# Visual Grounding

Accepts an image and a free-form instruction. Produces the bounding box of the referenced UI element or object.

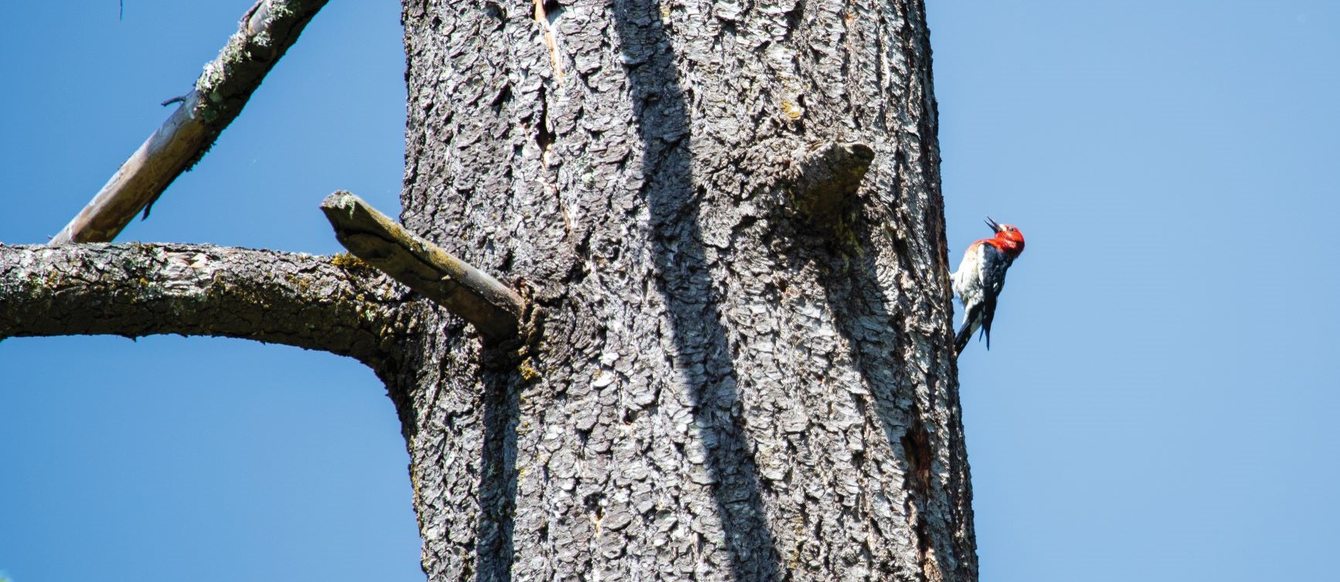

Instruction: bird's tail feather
[954,319,975,356]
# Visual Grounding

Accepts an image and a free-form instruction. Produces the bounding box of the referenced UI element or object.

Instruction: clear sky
[0,1,419,581]
[934,1,1340,580]
[1,1,1336,581]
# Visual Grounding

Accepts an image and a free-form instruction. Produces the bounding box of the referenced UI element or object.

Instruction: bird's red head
[984,217,1025,257]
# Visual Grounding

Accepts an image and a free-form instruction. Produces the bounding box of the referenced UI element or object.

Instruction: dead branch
[0,243,407,367]
[49,0,330,244]
[320,191,525,341]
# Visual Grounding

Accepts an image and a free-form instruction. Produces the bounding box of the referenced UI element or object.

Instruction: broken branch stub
[320,191,525,341]
[786,141,876,224]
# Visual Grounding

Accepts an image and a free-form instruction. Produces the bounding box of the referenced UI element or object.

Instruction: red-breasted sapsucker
[952,217,1025,355]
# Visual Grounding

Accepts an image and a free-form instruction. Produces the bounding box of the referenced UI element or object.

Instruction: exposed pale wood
[320,191,525,341]
[49,95,210,244]
[49,0,330,245]
[533,0,565,85]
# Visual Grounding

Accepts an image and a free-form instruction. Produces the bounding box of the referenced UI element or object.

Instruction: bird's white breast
[952,243,985,313]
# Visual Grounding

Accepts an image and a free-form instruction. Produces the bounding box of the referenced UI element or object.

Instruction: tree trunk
[394,0,975,579]
[0,0,973,578]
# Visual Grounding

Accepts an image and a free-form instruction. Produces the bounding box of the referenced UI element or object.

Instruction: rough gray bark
[1,0,975,579]
[397,0,974,579]
[0,244,408,368]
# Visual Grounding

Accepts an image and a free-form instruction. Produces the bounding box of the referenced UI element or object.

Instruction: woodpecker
[952,217,1025,355]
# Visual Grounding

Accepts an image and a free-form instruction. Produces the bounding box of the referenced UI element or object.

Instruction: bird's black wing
[977,247,1014,349]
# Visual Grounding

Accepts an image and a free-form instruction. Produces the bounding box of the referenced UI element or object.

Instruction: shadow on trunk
[810,176,952,578]
[612,0,784,578]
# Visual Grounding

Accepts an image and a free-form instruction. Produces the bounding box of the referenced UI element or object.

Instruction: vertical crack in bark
[535,85,555,157]
[612,1,783,579]
[533,0,566,84]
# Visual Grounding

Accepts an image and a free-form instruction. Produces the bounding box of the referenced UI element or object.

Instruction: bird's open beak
[985,217,1001,232]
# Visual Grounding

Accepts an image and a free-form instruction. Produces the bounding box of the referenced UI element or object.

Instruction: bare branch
[50,0,330,244]
[320,191,525,341]
[0,243,408,368]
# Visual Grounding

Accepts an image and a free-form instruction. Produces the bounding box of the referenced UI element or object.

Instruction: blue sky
[0,2,418,581]
[1,1,1337,581]
[934,1,1340,580]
